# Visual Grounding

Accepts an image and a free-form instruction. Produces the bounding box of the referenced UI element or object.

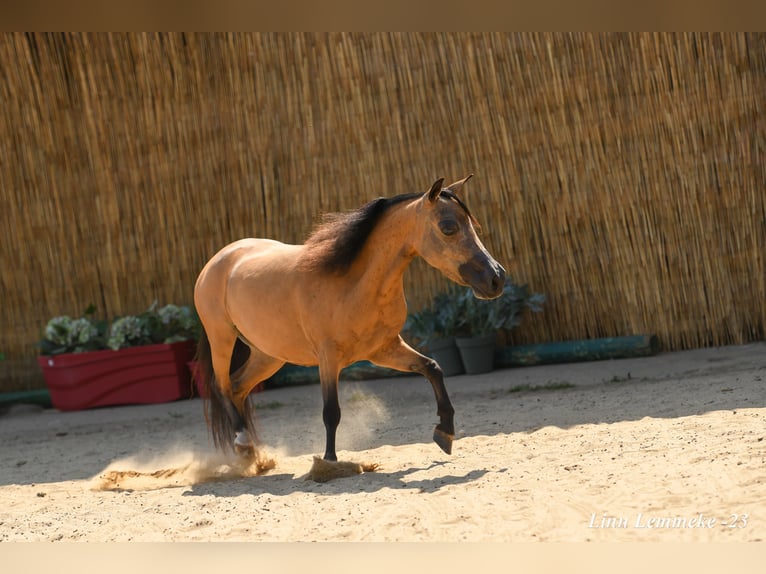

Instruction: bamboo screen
[1,33,764,391]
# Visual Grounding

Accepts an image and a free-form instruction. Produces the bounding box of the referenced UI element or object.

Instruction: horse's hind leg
[203,325,245,451]
[227,338,253,456]
[228,345,284,459]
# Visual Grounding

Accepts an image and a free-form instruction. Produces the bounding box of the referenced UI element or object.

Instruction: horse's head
[415,174,506,299]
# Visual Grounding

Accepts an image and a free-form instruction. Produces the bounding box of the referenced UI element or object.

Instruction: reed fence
[1,32,764,390]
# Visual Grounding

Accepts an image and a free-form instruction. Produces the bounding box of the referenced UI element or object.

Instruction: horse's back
[198,237,297,279]
[195,238,300,315]
[208,237,295,262]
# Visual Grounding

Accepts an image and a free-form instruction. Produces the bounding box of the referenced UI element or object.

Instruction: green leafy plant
[39,302,201,355]
[39,305,108,355]
[455,279,545,337]
[406,278,544,344]
[404,285,465,346]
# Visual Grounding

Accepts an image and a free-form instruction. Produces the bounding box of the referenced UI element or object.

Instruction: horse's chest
[352,312,399,339]
[324,297,404,353]
[297,280,407,359]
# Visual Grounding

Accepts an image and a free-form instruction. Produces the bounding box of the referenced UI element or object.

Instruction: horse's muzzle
[459,256,506,300]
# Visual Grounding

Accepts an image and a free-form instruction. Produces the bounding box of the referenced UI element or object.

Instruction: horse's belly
[239,322,317,366]
[226,262,318,364]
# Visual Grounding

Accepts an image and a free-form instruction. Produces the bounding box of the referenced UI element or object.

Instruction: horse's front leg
[371,337,455,455]
[319,349,342,461]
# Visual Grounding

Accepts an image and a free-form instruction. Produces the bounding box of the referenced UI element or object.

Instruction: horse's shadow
[182,460,492,498]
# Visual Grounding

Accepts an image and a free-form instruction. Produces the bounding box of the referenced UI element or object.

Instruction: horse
[193,174,506,470]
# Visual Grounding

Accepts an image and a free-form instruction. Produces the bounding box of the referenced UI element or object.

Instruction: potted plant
[454,279,545,374]
[405,290,465,376]
[38,302,201,411]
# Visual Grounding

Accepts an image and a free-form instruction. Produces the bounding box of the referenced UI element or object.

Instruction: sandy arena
[1,343,764,542]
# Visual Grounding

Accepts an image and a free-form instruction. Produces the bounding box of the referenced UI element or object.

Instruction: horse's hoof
[234,442,256,461]
[433,428,454,455]
[233,431,255,460]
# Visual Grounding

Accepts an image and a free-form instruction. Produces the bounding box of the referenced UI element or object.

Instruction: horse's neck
[350,203,418,300]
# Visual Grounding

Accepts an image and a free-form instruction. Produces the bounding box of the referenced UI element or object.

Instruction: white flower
[45,316,74,345]
[69,318,98,346]
[107,316,147,350]
[158,304,196,333]
[157,304,183,325]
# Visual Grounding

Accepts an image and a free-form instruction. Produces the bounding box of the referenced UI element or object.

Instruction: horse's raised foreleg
[371,337,455,455]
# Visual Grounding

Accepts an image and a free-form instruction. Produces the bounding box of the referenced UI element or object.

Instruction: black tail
[196,329,255,452]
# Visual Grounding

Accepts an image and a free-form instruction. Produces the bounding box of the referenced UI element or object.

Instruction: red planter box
[38,340,197,411]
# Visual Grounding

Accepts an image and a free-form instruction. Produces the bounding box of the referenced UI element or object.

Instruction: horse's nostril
[491,273,503,292]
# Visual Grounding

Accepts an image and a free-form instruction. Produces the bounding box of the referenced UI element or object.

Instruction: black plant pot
[427,337,465,376]
[455,334,496,374]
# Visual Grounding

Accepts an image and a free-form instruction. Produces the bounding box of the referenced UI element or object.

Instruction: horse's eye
[439,221,458,236]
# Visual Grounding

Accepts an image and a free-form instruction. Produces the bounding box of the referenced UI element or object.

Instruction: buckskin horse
[194,175,506,471]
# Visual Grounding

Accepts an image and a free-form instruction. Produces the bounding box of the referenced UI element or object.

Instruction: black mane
[305,190,473,275]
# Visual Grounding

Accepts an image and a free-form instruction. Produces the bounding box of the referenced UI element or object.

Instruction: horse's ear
[445,173,474,196]
[427,177,445,203]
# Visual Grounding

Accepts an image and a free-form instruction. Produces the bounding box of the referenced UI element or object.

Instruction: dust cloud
[90,446,277,491]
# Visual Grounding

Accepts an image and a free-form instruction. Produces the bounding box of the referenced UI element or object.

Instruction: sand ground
[1,342,764,542]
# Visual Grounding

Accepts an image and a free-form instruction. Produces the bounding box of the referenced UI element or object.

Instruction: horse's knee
[413,357,443,380]
[425,358,443,378]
